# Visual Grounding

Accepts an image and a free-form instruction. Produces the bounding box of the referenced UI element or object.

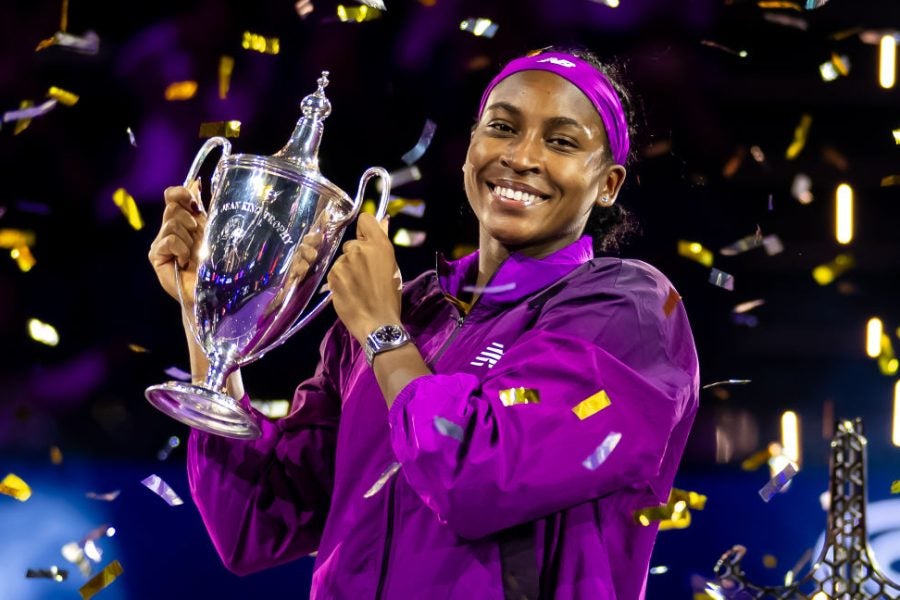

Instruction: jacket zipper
[429,314,465,367]
[374,477,397,600]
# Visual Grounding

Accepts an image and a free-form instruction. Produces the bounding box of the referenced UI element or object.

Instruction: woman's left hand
[327,212,402,344]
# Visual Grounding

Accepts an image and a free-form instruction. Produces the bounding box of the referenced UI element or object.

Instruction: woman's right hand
[148,182,206,307]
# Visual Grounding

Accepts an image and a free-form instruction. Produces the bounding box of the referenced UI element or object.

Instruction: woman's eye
[549,137,577,148]
[487,122,514,133]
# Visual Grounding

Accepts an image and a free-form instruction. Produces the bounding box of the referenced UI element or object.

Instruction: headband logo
[537,57,576,68]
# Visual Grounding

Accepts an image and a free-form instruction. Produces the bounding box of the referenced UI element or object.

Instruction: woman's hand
[148,182,206,309]
[327,213,402,344]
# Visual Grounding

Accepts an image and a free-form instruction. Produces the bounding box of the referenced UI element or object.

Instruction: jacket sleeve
[186,322,347,575]
[387,270,699,540]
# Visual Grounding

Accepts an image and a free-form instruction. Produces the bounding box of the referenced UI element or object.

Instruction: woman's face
[463,70,625,256]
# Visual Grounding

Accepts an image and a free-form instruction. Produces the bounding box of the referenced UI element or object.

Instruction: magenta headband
[477,52,630,165]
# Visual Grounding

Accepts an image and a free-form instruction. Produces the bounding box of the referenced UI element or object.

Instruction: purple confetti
[141,474,184,506]
[164,366,192,381]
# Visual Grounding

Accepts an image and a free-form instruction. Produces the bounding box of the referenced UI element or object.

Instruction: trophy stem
[204,344,240,393]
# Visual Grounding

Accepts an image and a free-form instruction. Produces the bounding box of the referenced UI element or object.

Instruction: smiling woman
[151,46,700,600]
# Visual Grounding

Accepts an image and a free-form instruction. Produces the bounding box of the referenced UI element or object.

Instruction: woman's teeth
[492,185,544,205]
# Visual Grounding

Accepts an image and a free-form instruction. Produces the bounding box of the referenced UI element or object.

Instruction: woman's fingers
[152,235,192,269]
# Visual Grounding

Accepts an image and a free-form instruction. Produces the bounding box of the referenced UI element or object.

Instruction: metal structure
[712,419,900,599]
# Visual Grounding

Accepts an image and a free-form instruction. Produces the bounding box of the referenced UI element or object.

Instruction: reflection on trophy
[145,72,391,439]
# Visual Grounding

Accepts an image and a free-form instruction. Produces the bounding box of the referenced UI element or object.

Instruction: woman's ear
[596,164,627,207]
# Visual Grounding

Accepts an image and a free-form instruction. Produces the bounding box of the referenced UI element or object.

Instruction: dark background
[1,0,899,597]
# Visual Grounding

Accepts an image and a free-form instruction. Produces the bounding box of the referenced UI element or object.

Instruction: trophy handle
[236,166,392,366]
[175,136,233,347]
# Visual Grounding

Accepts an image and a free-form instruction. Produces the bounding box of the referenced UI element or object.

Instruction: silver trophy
[145,72,391,439]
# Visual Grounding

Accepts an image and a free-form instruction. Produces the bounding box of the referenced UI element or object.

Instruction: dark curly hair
[527,45,640,253]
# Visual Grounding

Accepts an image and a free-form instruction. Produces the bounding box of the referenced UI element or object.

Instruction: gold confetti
[763,554,778,568]
[891,480,900,494]
[635,488,706,529]
[722,147,746,178]
[47,86,79,106]
[663,288,681,317]
[50,446,63,465]
[219,55,234,100]
[0,473,32,501]
[677,240,714,267]
[882,175,900,187]
[337,5,382,22]
[572,390,611,420]
[112,188,143,230]
[198,120,241,138]
[241,31,280,54]
[452,244,476,259]
[79,560,123,600]
[392,228,426,247]
[128,343,149,353]
[0,229,36,248]
[460,18,499,38]
[499,387,540,407]
[785,114,812,159]
[164,81,198,101]
[10,245,36,272]
[13,100,34,134]
[60,0,69,32]
[28,318,59,346]
[742,443,781,471]
[35,30,100,54]
[892,128,900,145]
[811,253,854,285]
[757,1,802,10]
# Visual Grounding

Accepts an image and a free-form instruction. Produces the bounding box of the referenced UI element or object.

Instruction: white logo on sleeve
[537,57,576,68]
[470,342,505,368]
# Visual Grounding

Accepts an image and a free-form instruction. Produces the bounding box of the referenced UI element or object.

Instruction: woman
[149,47,699,599]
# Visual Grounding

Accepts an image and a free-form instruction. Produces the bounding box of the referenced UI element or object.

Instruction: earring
[600,195,612,206]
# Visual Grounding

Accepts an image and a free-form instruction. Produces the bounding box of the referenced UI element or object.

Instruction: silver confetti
[759,463,798,502]
[461,282,517,295]
[434,416,464,441]
[401,119,437,165]
[377,165,421,192]
[702,379,751,390]
[363,462,401,498]
[164,366,192,381]
[709,268,735,291]
[2,99,58,124]
[582,432,622,470]
[141,474,184,506]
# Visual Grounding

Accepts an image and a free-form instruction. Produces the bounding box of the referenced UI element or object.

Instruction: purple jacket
[187,235,699,599]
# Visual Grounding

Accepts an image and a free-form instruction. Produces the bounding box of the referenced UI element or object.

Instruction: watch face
[374,325,403,343]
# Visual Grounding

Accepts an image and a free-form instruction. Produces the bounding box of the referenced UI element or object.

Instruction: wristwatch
[364,324,411,366]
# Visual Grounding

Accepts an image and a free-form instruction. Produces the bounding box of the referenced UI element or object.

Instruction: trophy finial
[300,70,332,121]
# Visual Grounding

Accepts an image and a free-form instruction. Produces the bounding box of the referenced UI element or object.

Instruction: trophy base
[145,381,262,440]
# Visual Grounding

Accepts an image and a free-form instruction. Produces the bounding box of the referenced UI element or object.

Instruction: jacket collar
[436,235,594,314]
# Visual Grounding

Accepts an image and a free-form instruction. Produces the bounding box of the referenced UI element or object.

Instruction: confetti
[572,390,612,420]
[337,5,382,22]
[742,443,781,471]
[126,127,137,147]
[881,175,900,187]
[35,30,100,54]
[763,554,778,568]
[702,379,751,390]
[0,228,36,246]
[757,1,802,9]
[819,54,850,81]
[0,473,32,501]
[719,234,761,256]
[164,366,192,381]
[763,13,808,29]
[663,288,681,317]
[582,432,622,470]
[219,56,234,100]
[61,541,92,577]
[811,253,853,285]
[28,318,59,346]
[750,145,766,163]
[634,487,706,529]
[16,200,51,215]
[731,313,758,327]
[393,228,426,247]
[498,387,540,407]
[164,81,198,101]
[733,299,765,314]
[761,234,784,255]
[86,490,121,501]
[47,86,79,106]
[79,560,123,600]
[357,0,386,11]
[709,268,735,291]
[140,474,184,506]
[759,463,798,502]
[2,99,58,124]
[198,120,241,138]
[588,0,621,6]
[462,282,517,295]
[112,188,143,230]
[295,0,315,18]
[700,40,748,58]
[785,114,812,159]
[434,416,464,441]
[452,244,476,259]
[363,197,425,218]
[460,18,499,38]
[819,490,831,511]
[26,566,67,581]
[804,0,829,8]
[50,446,63,465]
[363,462,401,499]
[649,566,669,575]
[722,147,746,178]
[156,435,181,460]
[241,31,280,54]
[401,119,437,165]
[791,173,813,204]
[378,165,421,191]
[128,343,149,353]
[891,481,900,494]
[677,241,714,267]
[10,245,36,272]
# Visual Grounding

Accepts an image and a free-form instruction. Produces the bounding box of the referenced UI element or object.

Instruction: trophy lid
[272,71,332,173]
